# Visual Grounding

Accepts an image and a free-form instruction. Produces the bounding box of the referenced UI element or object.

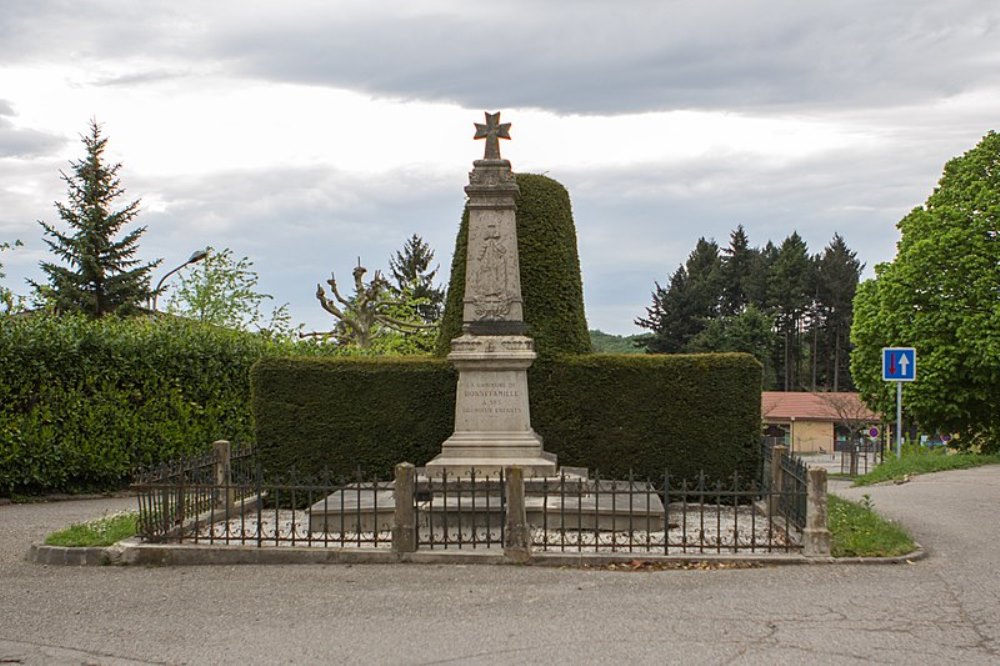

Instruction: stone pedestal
[424,334,556,477]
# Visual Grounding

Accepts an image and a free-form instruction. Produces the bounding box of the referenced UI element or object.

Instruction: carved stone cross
[473,111,511,160]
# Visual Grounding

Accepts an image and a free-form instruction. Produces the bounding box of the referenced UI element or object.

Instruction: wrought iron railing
[133,444,812,554]
[132,448,393,547]
[528,470,802,554]
[415,469,506,549]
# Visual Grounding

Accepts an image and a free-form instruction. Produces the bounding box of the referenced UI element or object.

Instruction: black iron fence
[132,441,817,556]
[415,470,506,549]
[132,444,393,548]
[525,469,801,554]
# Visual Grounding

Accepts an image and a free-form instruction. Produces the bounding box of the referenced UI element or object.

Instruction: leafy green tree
[388,234,444,323]
[686,305,778,386]
[165,246,294,336]
[32,120,159,317]
[0,239,25,314]
[851,130,1000,452]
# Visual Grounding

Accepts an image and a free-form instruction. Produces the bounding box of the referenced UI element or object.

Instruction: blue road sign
[882,347,916,381]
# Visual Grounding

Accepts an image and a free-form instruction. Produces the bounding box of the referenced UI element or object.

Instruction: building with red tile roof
[762,391,880,454]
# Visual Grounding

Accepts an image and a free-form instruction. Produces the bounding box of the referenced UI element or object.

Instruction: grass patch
[44,512,138,547]
[854,447,1000,486]
[828,494,915,558]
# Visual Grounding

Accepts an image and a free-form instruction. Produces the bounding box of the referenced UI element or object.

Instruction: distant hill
[588,329,646,354]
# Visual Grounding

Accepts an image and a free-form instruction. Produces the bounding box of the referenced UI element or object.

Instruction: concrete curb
[26,543,117,566]
[26,539,927,568]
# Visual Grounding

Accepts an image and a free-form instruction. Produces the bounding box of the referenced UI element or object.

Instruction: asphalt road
[1,466,998,665]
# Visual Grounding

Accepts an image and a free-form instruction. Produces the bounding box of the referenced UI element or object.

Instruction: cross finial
[473,111,511,160]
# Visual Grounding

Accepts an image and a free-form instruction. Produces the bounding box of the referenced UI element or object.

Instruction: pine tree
[33,120,158,317]
[768,232,813,390]
[720,225,757,316]
[814,234,862,390]
[637,238,722,352]
[636,266,693,353]
[388,234,444,323]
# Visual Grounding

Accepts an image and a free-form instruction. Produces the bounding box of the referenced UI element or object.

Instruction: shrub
[251,352,762,482]
[0,314,331,496]
[436,173,591,358]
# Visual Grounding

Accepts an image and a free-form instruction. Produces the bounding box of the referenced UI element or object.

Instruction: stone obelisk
[425,112,557,478]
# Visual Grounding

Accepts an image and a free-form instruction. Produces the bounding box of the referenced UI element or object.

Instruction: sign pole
[896,381,902,459]
[883,347,915,460]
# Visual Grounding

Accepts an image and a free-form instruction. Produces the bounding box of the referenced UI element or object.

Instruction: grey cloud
[4,1,999,115]
[134,165,464,331]
[0,101,66,158]
[209,1,1000,114]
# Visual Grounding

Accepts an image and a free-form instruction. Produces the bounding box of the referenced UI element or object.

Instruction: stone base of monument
[307,471,665,536]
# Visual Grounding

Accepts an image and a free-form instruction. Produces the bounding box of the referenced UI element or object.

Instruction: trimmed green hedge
[251,352,762,481]
[0,314,327,496]
[436,173,591,358]
[251,357,456,479]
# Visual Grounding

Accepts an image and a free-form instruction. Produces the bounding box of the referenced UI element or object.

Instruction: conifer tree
[814,234,862,390]
[388,234,444,323]
[637,238,722,352]
[720,225,757,316]
[33,119,158,317]
[768,232,813,389]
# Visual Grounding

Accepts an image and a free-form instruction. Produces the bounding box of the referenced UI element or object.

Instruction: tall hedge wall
[251,357,456,479]
[252,352,762,482]
[435,173,591,357]
[0,314,323,496]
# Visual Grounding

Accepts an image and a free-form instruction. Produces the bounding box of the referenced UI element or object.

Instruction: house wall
[790,421,833,454]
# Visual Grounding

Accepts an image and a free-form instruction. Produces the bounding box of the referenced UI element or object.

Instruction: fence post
[503,467,532,562]
[392,462,417,555]
[768,445,787,516]
[803,467,832,557]
[213,440,233,509]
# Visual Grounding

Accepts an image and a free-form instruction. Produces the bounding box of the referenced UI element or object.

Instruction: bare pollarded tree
[302,261,435,349]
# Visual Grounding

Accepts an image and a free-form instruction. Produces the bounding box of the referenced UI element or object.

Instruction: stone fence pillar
[392,463,417,555]
[768,445,788,516]
[803,467,832,557]
[503,467,532,562]
[212,440,233,509]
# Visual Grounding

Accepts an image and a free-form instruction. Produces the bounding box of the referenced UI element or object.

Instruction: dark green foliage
[388,234,445,323]
[252,357,456,480]
[640,227,861,392]
[33,120,159,317]
[0,314,324,495]
[637,238,723,353]
[530,353,762,481]
[813,234,862,391]
[251,353,762,482]
[436,173,591,357]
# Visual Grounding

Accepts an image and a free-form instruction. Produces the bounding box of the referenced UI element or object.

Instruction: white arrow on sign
[898,354,910,377]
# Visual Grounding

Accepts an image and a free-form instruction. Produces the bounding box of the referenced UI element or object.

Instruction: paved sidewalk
[2,467,999,664]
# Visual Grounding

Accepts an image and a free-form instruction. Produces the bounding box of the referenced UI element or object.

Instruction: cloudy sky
[1,0,999,334]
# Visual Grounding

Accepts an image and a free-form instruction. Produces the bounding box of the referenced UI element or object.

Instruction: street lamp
[151,248,210,312]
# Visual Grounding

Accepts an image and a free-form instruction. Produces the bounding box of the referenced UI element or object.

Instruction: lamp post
[151,248,209,312]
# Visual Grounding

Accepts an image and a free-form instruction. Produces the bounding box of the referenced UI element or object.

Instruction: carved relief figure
[472,223,511,319]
